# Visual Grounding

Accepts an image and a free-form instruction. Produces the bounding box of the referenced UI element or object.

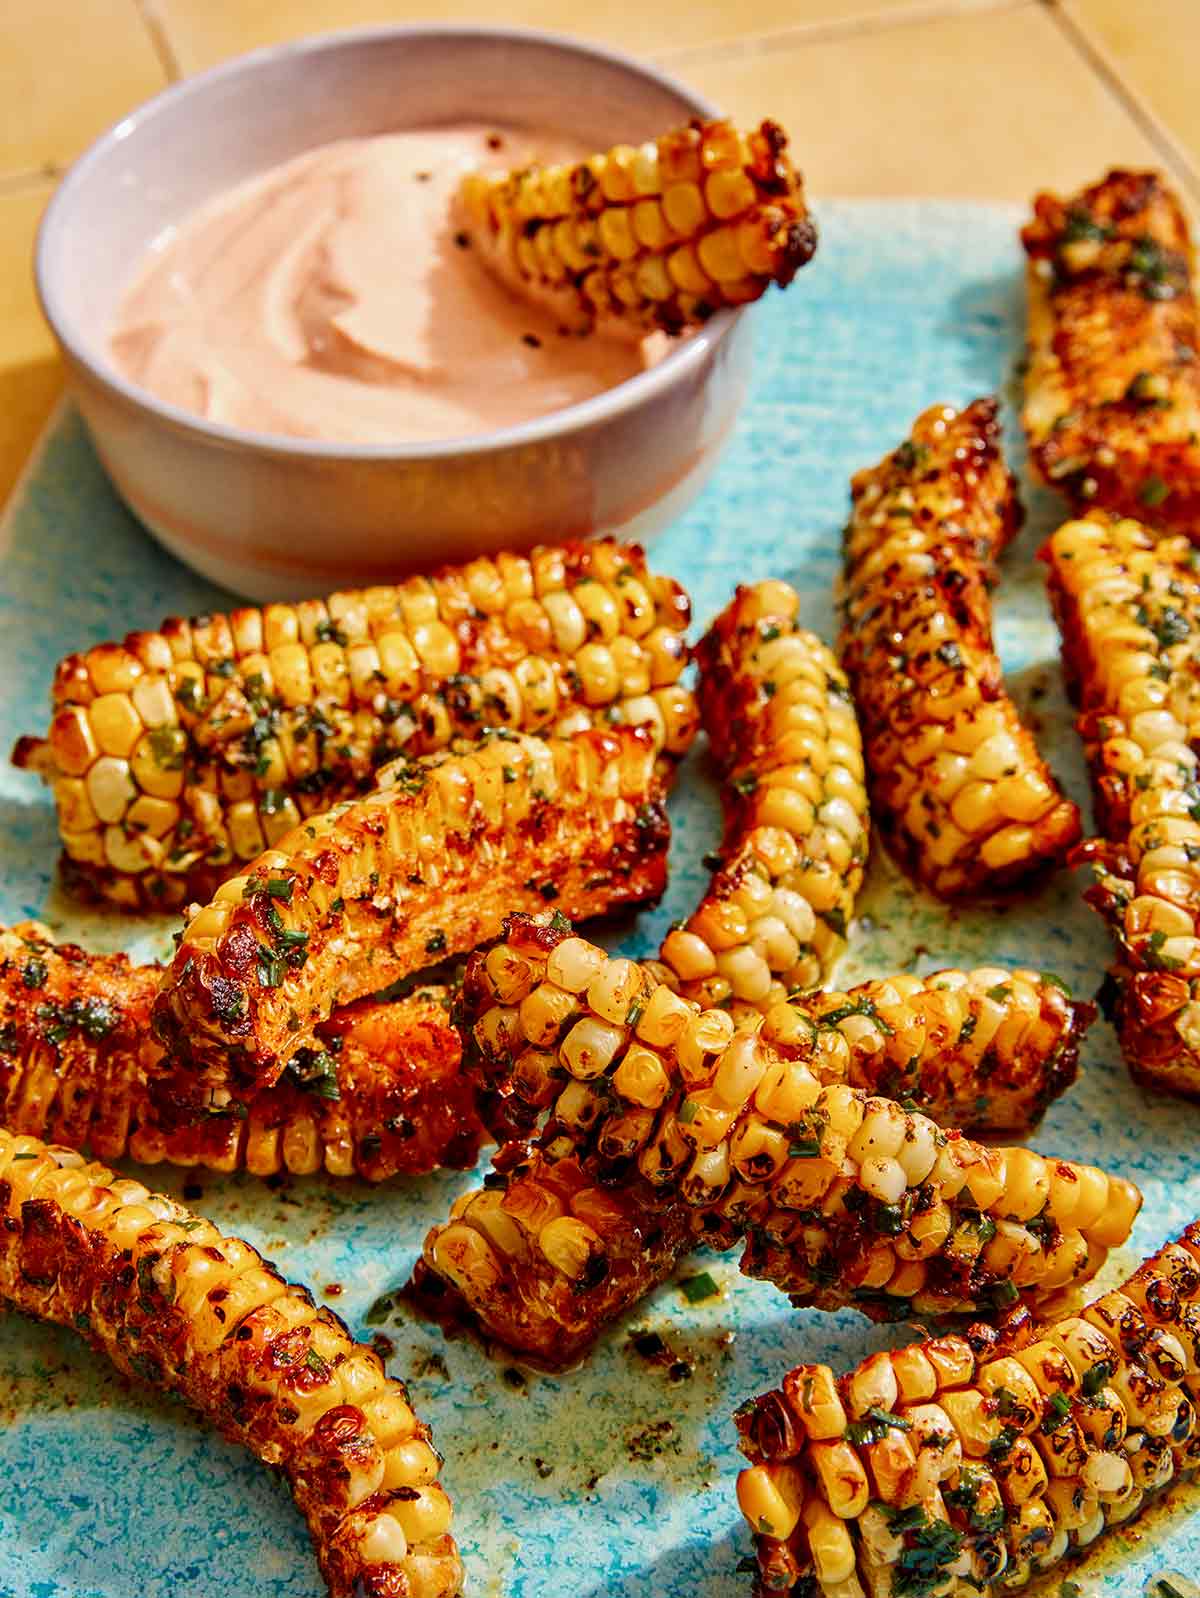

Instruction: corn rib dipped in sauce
[110,126,672,444]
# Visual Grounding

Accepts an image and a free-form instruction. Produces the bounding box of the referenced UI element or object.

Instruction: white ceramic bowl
[36,25,754,601]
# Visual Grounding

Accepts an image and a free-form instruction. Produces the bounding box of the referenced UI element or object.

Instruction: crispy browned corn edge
[458,118,817,339]
[12,539,696,909]
[651,580,868,1011]
[0,1131,462,1598]
[150,726,669,1111]
[840,398,1082,899]
[1022,168,1200,537]
[734,1224,1200,1598]
[411,913,1111,1369]
[0,925,484,1180]
[1042,510,1200,1099]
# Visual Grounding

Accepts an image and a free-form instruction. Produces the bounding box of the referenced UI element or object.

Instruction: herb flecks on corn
[0,1130,463,1598]
[735,1223,1200,1597]
[1023,168,1200,539]
[13,540,696,908]
[458,118,817,338]
[151,728,669,1108]
[1043,511,1200,1098]
[655,580,867,1012]
[0,925,484,1181]
[414,913,1122,1367]
[840,398,1081,898]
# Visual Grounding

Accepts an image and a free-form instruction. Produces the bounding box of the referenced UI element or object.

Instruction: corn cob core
[13,539,696,909]
[0,924,483,1181]
[457,118,817,338]
[151,727,670,1108]
[1042,511,1200,1098]
[734,1224,1200,1598]
[1022,168,1200,538]
[654,580,868,1011]
[415,913,1123,1366]
[0,1130,462,1598]
[839,398,1082,899]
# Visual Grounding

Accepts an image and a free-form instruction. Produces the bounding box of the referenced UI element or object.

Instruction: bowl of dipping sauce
[36,26,757,600]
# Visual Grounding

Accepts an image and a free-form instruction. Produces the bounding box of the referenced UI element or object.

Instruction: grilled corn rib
[653,580,868,1012]
[0,1130,462,1598]
[840,399,1081,898]
[1042,510,1200,1099]
[0,925,484,1180]
[12,539,696,909]
[151,727,669,1109]
[734,1224,1200,1598]
[1022,168,1200,537]
[413,913,1112,1368]
[458,118,817,338]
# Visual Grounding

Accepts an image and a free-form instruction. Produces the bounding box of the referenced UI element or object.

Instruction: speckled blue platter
[0,201,1195,1598]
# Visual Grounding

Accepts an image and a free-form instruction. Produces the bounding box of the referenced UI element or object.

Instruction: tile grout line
[0,170,61,197]
[1041,0,1200,202]
[132,0,184,84]
[651,0,1034,70]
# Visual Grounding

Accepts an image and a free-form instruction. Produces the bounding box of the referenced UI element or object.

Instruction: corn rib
[839,398,1081,898]
[458,118,817,339]
[0,1129,463,1598]
[413,913,1113,1368]
[0,924,484,1180]
[151,728,669,1108]
[653,580,868,1013]
[13,539,696,909]
[1042,510,1200,1098]
[1022,168,1200,537]
[735,1223,1200,1596]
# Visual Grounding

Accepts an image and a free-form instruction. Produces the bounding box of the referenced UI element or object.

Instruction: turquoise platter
[0,201,1195,1598]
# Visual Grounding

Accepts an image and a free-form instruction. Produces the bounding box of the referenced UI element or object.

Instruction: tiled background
[0,0,1194,504]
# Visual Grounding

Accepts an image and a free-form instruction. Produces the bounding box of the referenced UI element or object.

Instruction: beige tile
[685,4,1167,201]
[156,0,999,76]
[0,184,63,504]
[0,3,167,180]
[1065,0,1200,174]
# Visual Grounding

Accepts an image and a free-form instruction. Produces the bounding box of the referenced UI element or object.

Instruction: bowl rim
[35,20,741,463]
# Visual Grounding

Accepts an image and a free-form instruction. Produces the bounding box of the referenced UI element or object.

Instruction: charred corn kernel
[1022,169,1200,538]
[458,118,816,337]
[0,1130,462,1598]
[12,541,695,908]
[667,583,868,1007]
[152,729,669,1105]
[1043,510,1200,1099]
[0,924,484,1182]
[734,1224,1200,1597]
[415,914,1129,1365]
[839,398,1081,898]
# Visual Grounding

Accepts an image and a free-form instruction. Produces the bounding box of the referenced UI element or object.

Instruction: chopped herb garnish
[266,877,294,901]
[257,948,287,989]
[1140,474,1171,508]
[986,1423,1020,1461]
[1040,1391,1071,1432]
[1081,1359,1114,1397]
[20,958,47,990]
[285,1049,340,1102]
[680,1271,720,1304]
[845,1406,912,1446]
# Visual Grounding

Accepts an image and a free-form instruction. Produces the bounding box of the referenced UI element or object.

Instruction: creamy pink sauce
[110,125,663,445]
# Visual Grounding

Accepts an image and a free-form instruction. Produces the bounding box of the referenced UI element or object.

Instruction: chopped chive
[680,1271,720,1304]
